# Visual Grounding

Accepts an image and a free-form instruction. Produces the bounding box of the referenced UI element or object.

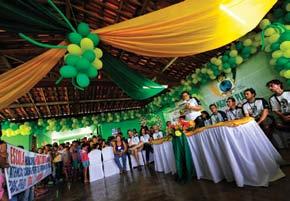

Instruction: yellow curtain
[95,0,276,57]
[0,0,276,110]
[0,43,66,110]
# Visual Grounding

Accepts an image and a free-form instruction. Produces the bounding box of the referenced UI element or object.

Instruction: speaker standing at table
[180,91,203,128]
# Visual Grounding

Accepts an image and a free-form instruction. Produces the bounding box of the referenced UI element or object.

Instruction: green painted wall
[100,119,140,139]
[1,135,31,150]
[37,133,52,148]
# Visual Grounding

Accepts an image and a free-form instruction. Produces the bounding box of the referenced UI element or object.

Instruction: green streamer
[72,78,84,91]
[47,0,76,33]
[19,33,67,49]
[55,76,64,85]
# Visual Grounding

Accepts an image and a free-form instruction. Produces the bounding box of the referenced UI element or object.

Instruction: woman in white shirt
[140,128,153,165]
[127,130,143,170]
[152,125,163,140]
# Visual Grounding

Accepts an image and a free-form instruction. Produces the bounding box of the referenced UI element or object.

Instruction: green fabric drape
[0,0,69,33]
[172,133,194,182]
[102,51,166,100]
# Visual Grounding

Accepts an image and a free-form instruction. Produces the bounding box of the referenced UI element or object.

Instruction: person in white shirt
[180,91,203,128]
[127,130,143,170]
[266,79,290,131]
[152,125,163,140]
[140,128,153,165]
[209,104,228,124]
[242,88,273,138]
[225,97,244,120]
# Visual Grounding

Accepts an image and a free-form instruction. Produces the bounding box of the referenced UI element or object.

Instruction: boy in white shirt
[127,130,143,170]
[266,79,290,130]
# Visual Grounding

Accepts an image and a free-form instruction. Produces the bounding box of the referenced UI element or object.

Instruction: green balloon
[60,65,78,78]
[10,123,18,131]
[87,33,100,46]
[285,62,290,70]
[76,58,90,71]
[276,57,288,66]
[83,50,96,62]
[228,57,236,65]
[222,55,229,62]
[285,13,290,23]
[241,47,251,56]
[76,73,90,88]
[279,31,290,42]
[68,32,82,45]
[235,42,244,51]
[87,66,98,78]
[271,42,281,51]
[77,23,90,37]
[65,54,79,66]
[223,63,231,69]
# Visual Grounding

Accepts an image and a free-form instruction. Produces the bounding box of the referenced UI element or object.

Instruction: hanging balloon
[67,44,82,55]
[76,58,90,71]
[92,59,103,70]
[65,54,80,66]
[80,38,94,50]
[87,67,98,78]
[77,23,90,37]
[83,50,96,62]
[60,65,78,78]
[68,32,82,45]
[76,73,90,88]
[94,48,103,58]
[87,33,100,46]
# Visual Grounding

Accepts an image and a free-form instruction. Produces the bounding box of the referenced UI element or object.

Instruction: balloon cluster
[1,122,32,137]
[58,23,103,89]
[139,114,163,129]
[0,109,143,137]
[260,20,290,84]
[269,0,290,24]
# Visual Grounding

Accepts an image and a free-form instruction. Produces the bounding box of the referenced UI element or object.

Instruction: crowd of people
[0,79,289,201]
[180,79,290,144]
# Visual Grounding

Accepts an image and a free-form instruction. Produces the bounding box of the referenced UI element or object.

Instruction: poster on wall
[5,144,51,199]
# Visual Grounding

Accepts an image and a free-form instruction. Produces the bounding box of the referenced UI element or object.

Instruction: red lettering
[27,176,33,186]
[10,147,25,165]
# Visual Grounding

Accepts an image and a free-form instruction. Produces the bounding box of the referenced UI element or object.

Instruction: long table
[152,118,285,187]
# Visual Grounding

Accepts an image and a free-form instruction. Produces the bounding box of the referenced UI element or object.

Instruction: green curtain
[172,133,194,182]
[103,51,166,100]
[0,0,69,33]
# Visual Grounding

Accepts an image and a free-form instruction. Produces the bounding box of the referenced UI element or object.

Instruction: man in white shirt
[242,88,273,138]
[266,79,290,130]
[225,97,244,120]
[209,104,228,124]
[180,91,203,128]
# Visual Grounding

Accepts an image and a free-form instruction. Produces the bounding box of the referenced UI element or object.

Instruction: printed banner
[5,144,51,199]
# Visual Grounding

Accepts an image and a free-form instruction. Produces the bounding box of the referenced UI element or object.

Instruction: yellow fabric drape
[95,0,276,57]
[0,43,66,110]
[0,0,276,109]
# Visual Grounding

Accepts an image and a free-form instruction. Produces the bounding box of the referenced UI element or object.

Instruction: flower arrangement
[167,118,196,137]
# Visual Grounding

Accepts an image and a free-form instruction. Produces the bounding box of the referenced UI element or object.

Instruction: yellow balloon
[252,41,261,48]
[284,70,290,79]
[80,38,94,50]
[92,59,103,70]
[272,50,283,59]
[250,47,257,54]
[210,57,218,64]
[283,50,290,58]
[215,59,222,66]
[243,39,252,46]
[67,44,82,55]
[229,50,238,57]
[235,56,243,65]
[268,33,280,44]
[259,19,271,30]
[280,70,286,77]
[94,48,103,58]
[264,28,276,37]
[280,41,290,51]
[286,3,290,12]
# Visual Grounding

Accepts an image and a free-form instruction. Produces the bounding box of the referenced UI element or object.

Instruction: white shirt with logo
[269,91,290,114]
[182,98,202,121]
[140,134,150,143]
[128,136,140,146]
[226,107,244,120]
[242,98,269,118]
[153,131,163,140]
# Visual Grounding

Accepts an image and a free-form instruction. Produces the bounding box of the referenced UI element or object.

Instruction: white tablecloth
[153,142,176,174]
[186,120,285,187]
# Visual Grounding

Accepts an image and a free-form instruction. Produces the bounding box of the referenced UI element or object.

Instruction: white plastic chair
[102,147,121,177]
[88,149,104,182]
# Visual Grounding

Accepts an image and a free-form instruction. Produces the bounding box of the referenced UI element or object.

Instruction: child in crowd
[81,144,90,183]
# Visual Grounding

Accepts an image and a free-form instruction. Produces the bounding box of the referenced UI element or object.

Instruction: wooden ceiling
[0,0,229,122]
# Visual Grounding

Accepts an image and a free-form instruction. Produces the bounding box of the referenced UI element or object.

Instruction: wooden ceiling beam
[27,92,42,118]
